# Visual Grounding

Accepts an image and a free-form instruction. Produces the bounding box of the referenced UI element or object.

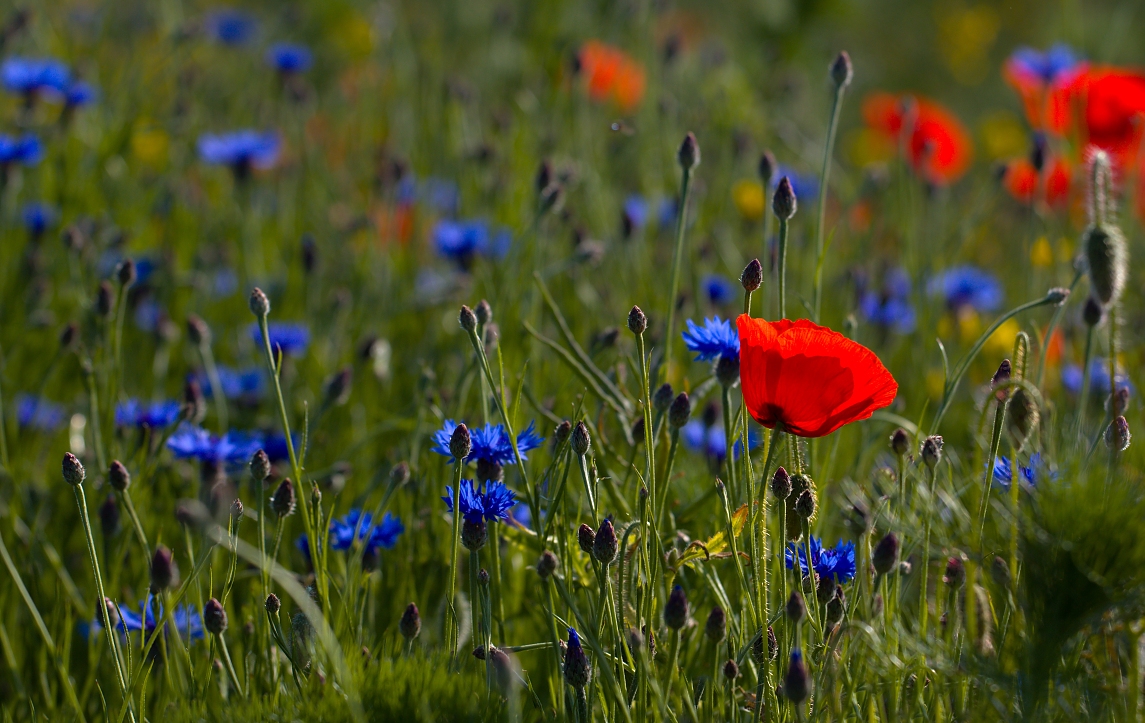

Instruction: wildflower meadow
[2,1,1145,721]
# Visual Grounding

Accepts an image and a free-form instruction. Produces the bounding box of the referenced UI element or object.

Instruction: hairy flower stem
[445,462,464,662]
[721,385,739,502]
[635,331,659,644]
[812,79,847,324]
[664,166,694,377]
[489,521,505,644]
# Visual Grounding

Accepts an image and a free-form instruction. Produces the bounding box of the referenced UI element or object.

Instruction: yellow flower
[927,369,946,400]
[1030,236,1053,268]
[732,179,765,222]
[937,4,1000,86]
[131,128,169,169]
[978,111,1028,161]
[957,308,982,342]
[984,318,1020,357]
[333,13,373,61]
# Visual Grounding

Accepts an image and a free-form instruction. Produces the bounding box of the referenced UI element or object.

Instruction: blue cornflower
[14,394,66,431]
[785,536,857,584]
[859,267,916,333]
[431,420,544,465]
[115,399,182,428]
[703,274,738,306]
[433,219,509,263]
[623,195,648,230]
[1061,359,1134,396]
[92,595,204,642]
[22,202,55,237]
[249,322,310,355]
[295,534,311,562]
[682,317,739,362]
[198,130,280,171]
[64,80,97,108]
[196,366,264,400]
[993,453,1053,489]
[260,432,299,463]
[681,420,759,461]
[329,510,404,552]
[266,43,312,74]
[0,134,42,165]
[1,57,69,96]
[442,479,518,524]
[205,8,257,45]
[927,265,1003,312]
[1009,44,1079,84]
[770,166,819,201]
[166,424,263,463]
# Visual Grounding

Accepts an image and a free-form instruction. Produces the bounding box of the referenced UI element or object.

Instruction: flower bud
[872,532,900,576]
[723,658,739,680]
[230,498,244,520]
[301,234,317,274]
[705,606,726,642]
[62,453,85,486]
[664,585,689,630]
[537,550,558,579]
[323,367,352,407]
[554,420,572,446]
[772,177,797,220]
[450,423,472,460]
[716,355,740,388]
[96,281,114,318]
[758,150,777,185]
[265,593,281,614]
[571,422,591,456]
[400,602,421,640]
[921,435,943,470]
[535,161,553,196]
[890,428,910,457]
[943,555,965,587]
[150,545,178,592]
[677,132,700,170]
[271,478,296,517]
[593,519,618,565]
[740,258,763,293]
[825,586,846,626]
[248,450,270,484]
[771,466,792,499]
[626,627,645,655]
[186,314,210,346]
[203,598,227,635]
[830,51,853,89]
[478,568,490,586]
[784,650,811,704]
[462,519,487,551]
[653,383,674,414]
[1083,296,1104,327]
[1008,388,1039,442]
[991,359,1011,400]
[627,305,647,335]
[116,258,137,288]
[564,628,591,688]
[991,555,1013,591]
[249,287,270,317]
[60,322,79,351]
[459,305,478,332]
[786,591,806,624]
[1105,415,1131,452]
[474,299,492,326]
[1045,287,1070,306]
[795,488,816,520]
[108,460,130,491]
[578,523,596,554]
[668,392,691,429]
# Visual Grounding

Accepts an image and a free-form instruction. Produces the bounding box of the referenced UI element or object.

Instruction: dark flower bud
[271,478,296,517]
[1108,386,1130,418]
[578,523,596,554]
[96,281,114,318]
[677,132,700,170]
[705,606,726,642]
[627,305,647,335]
[478,568,490,586]
[323,367,352,407]
[872,532,900,576]
[249,287,270,317]
[992,359,1011,400]
[249,450,271,483]
[537,550,558,579]
[723,659,739,680]
[787,591,806,624]
[758,150,777,185]
[653,383,674,414]
[554,420,572,446]
[1105,415,1131,452]
[771,466,792,499]
[186,314,210,346]
[450,423,472,460]
[830,51,853,89]
[572,422,591,456]
[150,545,178,592]
[1030,132,1047,172]
[668,392,691,429]
[825,586,846,626]
[539,184,563,214]
[716,355,740,388]
[400,602,421,640]
[116,258,137,288]
[390,461,410,487]
[459,305,477,332]
[921,435,943,470]
[816,574,836,606]
[62,453,85,486]
[1045,287,1070,306]
[301,234,317,274]
[474,299,492,326]
[773,177,797,220]
[108,460,130,491]
[991,555,1013,591]
[265,593,281,614]
[944,555,965,587]
[1083,296,1104,327]
[630,417,645,444]
[535,161,553,196]
[230,498,244,520]
[784,650,811,704]
[626,627,645,655]
[99,493,120,538]
[1083,222,1127,306]
[462,519,487,551]
[564,629,591,688]
[664,585,688,630]
[741,258,763,293]
[60,322,79,350]
[203,597,227,635]
[795,489,816,520]
[488,646,517,695]
[890,428,909,457]
[593,519,618,565]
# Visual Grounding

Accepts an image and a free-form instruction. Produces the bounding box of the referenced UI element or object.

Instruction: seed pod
[772,177,797,220]
[705,606,726,643]
[203,598,227,635]
[664,585,688,630]
[271,478,296,517]
[537,550,558,579]
[249,287,270,317]
[668,393,691,429]
[627,305,647,335]
[593,519,618,565]
[578,524,596,554]
[740,259,763,293]
[571,422,591,456]
[461,519,488,551]
[62,453,85,486]
[784,650,811,704]
[449,423,471,460]
[400,603,421,640]
[873,532,900,576]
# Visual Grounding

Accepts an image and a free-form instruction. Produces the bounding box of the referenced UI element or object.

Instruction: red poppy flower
[1003,156,1071,208]
[578,41,645,112]
[1053,66,1145,165]
[862,92,974,185]
[1003,54,1086,134]
[736,316,898,438]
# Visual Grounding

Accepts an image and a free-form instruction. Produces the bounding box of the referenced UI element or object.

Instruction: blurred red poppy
[578,41,645,113]
[1003,51,1086,134]
[862,92,974,185]
[1003,156,1071,208]
[736,316,898,438]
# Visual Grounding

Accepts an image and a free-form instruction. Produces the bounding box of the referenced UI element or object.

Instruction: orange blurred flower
[1002,156,1071,208]
[862,92,974,185]
[578,41,645,113]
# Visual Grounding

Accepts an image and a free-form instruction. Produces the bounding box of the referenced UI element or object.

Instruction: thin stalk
[576,452,598,521]
[445,462,464,660]
[217,634,244,697]
[918,466,938,640]
[469,549,481,663]
[721,384,738,502]
[812,81,847,323]
[489,520,505,644]
[635,331,658,642]
[1077,324,1096,438]
[777,217,790,319]
[198,342,229,433]
[664,166,694,376]
[121,491,150,559]
[977,394,1009,552]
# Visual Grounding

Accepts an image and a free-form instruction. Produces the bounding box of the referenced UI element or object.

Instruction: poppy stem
[813,79,848,324]
[665,166,694,378]
[777,216,790,320]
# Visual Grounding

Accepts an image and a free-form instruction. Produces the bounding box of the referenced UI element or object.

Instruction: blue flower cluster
[1009,44,1079,83]
[681,419,760,461]
[859,267,916,333]
[431,420,545,465]
[1061,360,1134,396]
[703,274,738,306]
[433,219,511,265]
[14,394,66,431]
[927,265,1003,313]
[115,399,183,429]
[205,8,257,46]
[91,596,204,642]
[682,317,739,362]
[1,57,96,107]
[329,510,405,552]
[442,479,518,524]
[992,453,1051,489]
[0,134,42,165]
[248,322,311,355]
[194,366,265,400]
[266,43,312,74]
[198,130,280,170]
[166,424,264,463]
[785,536,856,584]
